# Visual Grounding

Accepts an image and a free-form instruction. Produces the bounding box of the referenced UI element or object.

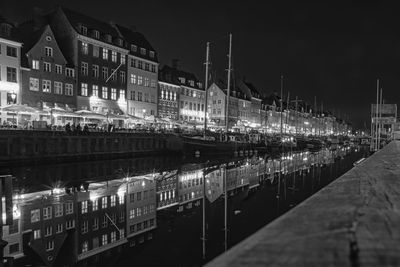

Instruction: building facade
[157,68,180,120]
[18,23,76,114]
[0,18,22,123]
[49,7,128,115]
[116,25,158,119]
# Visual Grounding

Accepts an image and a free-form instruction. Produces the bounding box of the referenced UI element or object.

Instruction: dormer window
[104,34,112,42]
[93,30,100,39]
[197,82,203,89]
[1,23,12,37]
[130,44,137,52]
[179,77,185,84]
[117,38,123,46]
[140,48,146,55]
[79,25,87,35]
[149,51,155,58]
[189,80,194,87]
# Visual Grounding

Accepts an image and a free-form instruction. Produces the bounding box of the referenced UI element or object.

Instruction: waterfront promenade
[206,141,400,267]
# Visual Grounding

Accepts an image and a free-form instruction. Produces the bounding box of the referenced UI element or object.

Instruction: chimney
[172,59,180,69]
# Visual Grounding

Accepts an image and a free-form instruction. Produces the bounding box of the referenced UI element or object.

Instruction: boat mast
[286,92,290,135]
[295,96,298,136]
[280,75,283,139]
[202,166,206,259]
[374,79,379,151]
[225,34,232,134]
[378,87,383,149]
[203,42,210,139]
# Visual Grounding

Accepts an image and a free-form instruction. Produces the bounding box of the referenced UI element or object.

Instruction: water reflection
[1,145,365,267]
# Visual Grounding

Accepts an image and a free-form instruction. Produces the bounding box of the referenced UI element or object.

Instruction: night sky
[2,0,400,129]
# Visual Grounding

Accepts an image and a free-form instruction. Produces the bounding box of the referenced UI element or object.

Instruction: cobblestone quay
[0,130,182,166]
[206,141,400,267]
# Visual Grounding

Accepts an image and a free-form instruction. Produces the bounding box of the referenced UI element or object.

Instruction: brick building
[157,66,181,120]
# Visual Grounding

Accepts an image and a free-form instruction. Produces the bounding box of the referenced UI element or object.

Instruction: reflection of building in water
[126,177,156,244]
[177,166,203,211]
[156,171,178,210]
[205,167,224,203]
[76,180,127,262]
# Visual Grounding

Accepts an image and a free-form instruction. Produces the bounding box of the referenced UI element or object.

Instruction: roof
[0,13,21,42]
[58,6,124,48]
[160,65,203,90]
[243,80,262,99]
[115,24,158,62]
[213,78,250,100]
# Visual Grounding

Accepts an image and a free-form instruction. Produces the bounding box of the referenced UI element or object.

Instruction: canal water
[0,145,369,267]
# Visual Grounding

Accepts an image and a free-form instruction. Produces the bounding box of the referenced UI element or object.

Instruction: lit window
[111,51,117,62]
[81,42,88,55]
[81,220,88,234]
[42,79,51,93]
[102,234,108,246]
[137,76,143,85]
[111,231,116,243]
[102,87,108,99]
[43,207,52,220]
[32,60,39,70]
[130,74,136,84]
[81,83,88,96]
[102,48,108,60]
[110,195,116,207]
[81,201,88,214]
[92,85,98,97]
[111,88,117,100]
[120,54,126,65]
[92,199,98,211]
[144,77,149,87]
[33,229,41,239]
[82,241,88,253]
[101,197,107,209]
[129,209,135,219]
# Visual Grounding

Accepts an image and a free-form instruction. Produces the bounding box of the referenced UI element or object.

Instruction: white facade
[179,85,205,123]
[126,55,158,119]
[0,37,22,123]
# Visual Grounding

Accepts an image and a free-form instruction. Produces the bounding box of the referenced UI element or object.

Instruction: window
[138,61,143,69]
[81,42,88,54]
[102,234,108,246]
[111,231,116,243]
[130,58,136,68]
[129,209,135,219]
[102,87,108,99]
[6,46,17,57]
[92,65,99,78]
[92,199,98,211]
[92,85,98,97]
[140,48,146,55]
[93,217,99,230]
[43,206,52,220]
[54,81,63,94]
[42,79,51,93]
[45,226,52,237]
[46,241,54,251]
[29,78,39,91]
[45,47,53,57]
[110,195,116,207]
[120,71,126,83]
[143,206,148,215]
[44,62,51,72]
[144,93,149,102]
[101,197,107,209]
[136,207,141,217]
[130,74,136,84]
[111,51,117,62]
[151,94,155,103]
[111,69,116,81]
[66,219,75,229]
[130,225,135,233]
[130,91,135,101]
[81,201,88,214]
[65,83,73,96]
[102,216,108,228]
[120,211,125,222]
[81,220,88,234]
[93,237,99,248]
[80,25,87,35]
[150,79,156,88]
[81,62,88,75]
[93,45,99,57]
[7,67,17,83]
[65,202,73,214]
[150,204,155,213]
[33,229,41,239]
[110,88,117,100]
[119,89,125,100]
[145,63,149,71]
[120,229,125,239]
[81,83,88,96]
[93,30,100,39]
[9,243,19,254]
[131,44,137,52]
[82,241,88,253]
[56,223,63,233]
[102,67,108,80]
[55,64,62,74]
[121,54,126,65]
[66,68,74,77]
[144,77,149,87]
[137,76,143,85]
[149,51,155,58]
[32,60,39,70]
[102,48,108,60]
[151,64,156,73]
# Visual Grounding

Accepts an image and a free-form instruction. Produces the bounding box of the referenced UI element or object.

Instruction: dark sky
[2,0,400,129]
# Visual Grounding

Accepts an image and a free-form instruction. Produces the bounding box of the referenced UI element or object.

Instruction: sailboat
[181,34,256,157]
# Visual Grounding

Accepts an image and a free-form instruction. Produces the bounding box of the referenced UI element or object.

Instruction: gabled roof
[160,65,203,90]
[15,20,46,67]
[242,80,262,99]
[115,24,158,62]
[213,78,250,100]
[58,6,124,48]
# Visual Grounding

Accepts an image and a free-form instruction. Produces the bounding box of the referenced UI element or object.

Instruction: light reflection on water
[0,145,367,267]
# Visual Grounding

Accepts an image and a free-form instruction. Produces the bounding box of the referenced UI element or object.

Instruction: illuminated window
[102,48,108,60]
[54,81,62,94]
[81,83,88,96]
[92,85,98,97]
[32,60,39,70]
[102,87,108,99]
[111,51,117,62]
[42,80,51,93]
[119,89,125,100]
[82,241,88,253]
[81,201,88,214]
[81,42,88,55]
[111,88,117,100]
[110,195,116,207]
[102,234,108,245]
[101,197,107,209]
[33,229,41,239]
[29,78,39,91]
